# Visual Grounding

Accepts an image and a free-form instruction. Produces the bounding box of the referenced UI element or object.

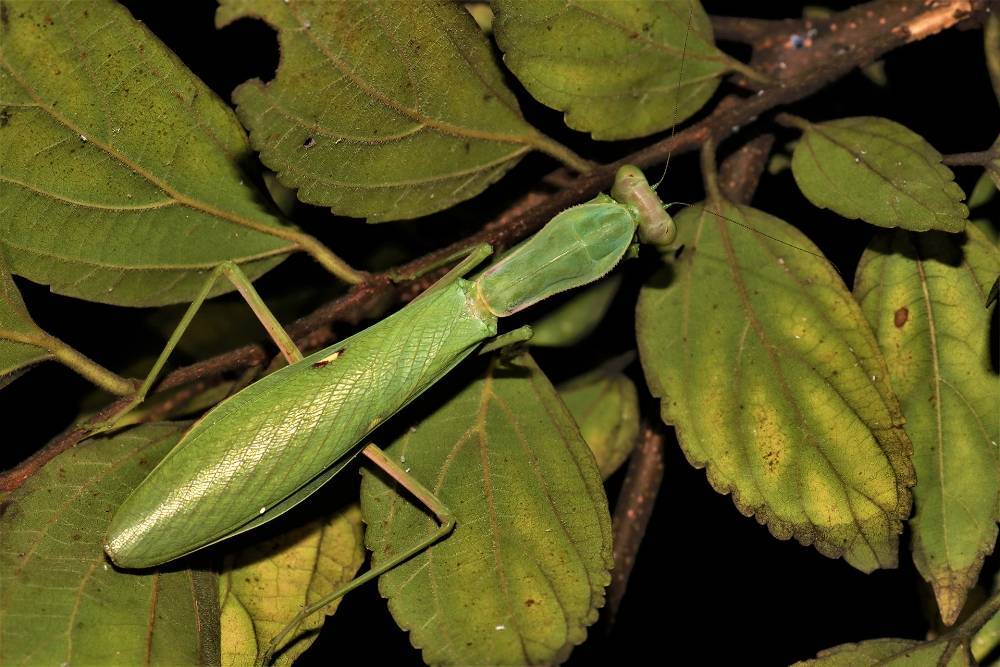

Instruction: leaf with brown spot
[0,422,221,665]
[637,200,915,572]
[855,226,1000,624]
[360,353,611,665]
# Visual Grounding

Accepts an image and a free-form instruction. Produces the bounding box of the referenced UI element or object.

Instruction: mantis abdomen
[107,279,496,567]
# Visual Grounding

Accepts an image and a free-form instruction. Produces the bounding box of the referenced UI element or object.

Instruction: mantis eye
[610,165,676,249]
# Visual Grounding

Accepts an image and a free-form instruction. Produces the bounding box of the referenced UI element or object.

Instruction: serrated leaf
[0,0,297,306]
[492,0,728,140]
[789,116,968,232]
[637,201,915,572]
[855,226,1000,624]
[0,422,221,665]
[360,353,612,665]
[530,274,621,347]
[0,252,51,384]
[794,636,972,666]
[219,504,364,666]
[217,0,557,222]
[558,354,639,479]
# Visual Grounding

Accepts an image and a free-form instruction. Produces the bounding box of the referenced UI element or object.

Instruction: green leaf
[492,0,729,140]
[558,354,639,480]
[0,0,297,306]
[216,0,562,222]
[970,218,999,245]
[988,135,1000,190]
[789,116,968,232]
[855,226,1000,624]
[0,251,51,385]
[973,575,1000,661]
[219,504,365,666]
[636,201,915,573]
[530,274,621,347]
[360,353,612,665]
[794,637,972,666]
[968,171,996,209]
[0,422,221,665]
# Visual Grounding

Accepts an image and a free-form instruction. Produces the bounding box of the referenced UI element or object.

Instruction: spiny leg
[258,443,454,666]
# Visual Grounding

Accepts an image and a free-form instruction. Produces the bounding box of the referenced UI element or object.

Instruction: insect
[102,164,675,659]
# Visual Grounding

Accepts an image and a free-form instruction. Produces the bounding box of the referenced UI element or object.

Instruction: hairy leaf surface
[0,422,220,665]
[637,201,915,572]
[493,0,728,140]
[217,0,556,222]
[219,504,364,666]
[0,0,294,306]
[790,116,968,232]
[360,354,612,665]
[855,226,1000,624]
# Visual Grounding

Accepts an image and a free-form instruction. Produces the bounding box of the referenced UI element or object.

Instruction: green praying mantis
[101,164,676,661]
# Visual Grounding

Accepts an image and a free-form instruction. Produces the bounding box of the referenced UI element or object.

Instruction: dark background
[4,1,998,665]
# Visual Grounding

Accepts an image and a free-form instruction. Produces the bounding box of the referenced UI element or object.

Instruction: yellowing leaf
[0,0,298,306]
[637,201,915,572]
[558,355,639,479]
[220,504,364,666]
[217,0,569,222]
[360,354,611,665]
[789,116,968,232]
[855,226,1000,624]
[493,0,730,140]
[0,422,221,665]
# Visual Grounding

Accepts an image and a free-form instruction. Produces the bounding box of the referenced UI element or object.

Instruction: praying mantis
[102,164,676,661]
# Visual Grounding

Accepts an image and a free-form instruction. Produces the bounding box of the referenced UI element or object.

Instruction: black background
[4,1,998,665]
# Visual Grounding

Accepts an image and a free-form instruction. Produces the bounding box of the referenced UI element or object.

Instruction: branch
[1,0,990,492]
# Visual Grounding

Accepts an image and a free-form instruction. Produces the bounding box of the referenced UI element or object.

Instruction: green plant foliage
[0,422,221,665]
[558,354,640,480]
[988,135,1000,189]
[492,0,728,140]
[217,0,562,222]
[360,353,611,665]
[0,0,296,306]
[637,200,915,573]
[219,504,364,666]
[794,637,972,666]
[789,116,968,232]
[968,171,996,209]
[530,274,621,347]
[855,226,1000,625]
[0,252,51,385]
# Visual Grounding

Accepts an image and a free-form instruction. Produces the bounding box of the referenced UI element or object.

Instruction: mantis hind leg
[86,262,302,435]
[258,443,454,667]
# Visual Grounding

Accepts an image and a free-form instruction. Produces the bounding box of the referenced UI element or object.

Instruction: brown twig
[607,426,665,626]
[1,0,989,492]
[718,134,776,204]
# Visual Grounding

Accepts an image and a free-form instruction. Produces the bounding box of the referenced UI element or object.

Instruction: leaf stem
[699,136,723,206]
[942,150,997,167]
[282,229,368,284]
[727,57,775,86]
[774,112,812,133]
[36,333,134,396]
[529,134,596,174]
